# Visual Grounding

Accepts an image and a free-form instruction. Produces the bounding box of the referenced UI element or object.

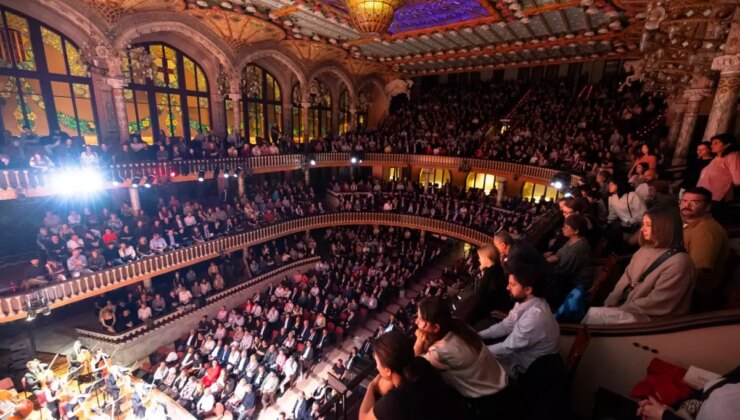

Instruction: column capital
[683,88,711,103]
[228,93,242,101]
[712,54,740,76]
[301,102,311,109]
[105,77,127,90]
[349,107,357,114]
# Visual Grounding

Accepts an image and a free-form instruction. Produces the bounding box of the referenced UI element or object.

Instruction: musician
[64,392,87,420]
[104,366,120,402]
[41,372,60,419]
[23,360,43,396]
[130,383,147,418]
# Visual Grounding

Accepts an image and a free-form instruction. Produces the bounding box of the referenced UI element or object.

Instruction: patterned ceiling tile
[283,39,348,65]
[81,0,182,25]
[389,0,492,33]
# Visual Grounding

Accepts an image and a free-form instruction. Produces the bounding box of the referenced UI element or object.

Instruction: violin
[0,390,33,420]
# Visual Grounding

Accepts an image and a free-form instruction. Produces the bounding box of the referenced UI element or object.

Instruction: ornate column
[349,107,357,132]
[105,77,130,144]
[228,93,242,134]
[496,179,507,206]
[704,54,740,139]
[672,88,711,167]
[237,174,245,197]
[301,101,311,145]
[129,187,141,212]
[666,100,686,147]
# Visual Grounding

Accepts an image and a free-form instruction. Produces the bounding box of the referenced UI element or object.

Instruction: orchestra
[2,343,171,420]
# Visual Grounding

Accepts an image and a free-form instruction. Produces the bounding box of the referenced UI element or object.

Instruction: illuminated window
[238,64,282,144]
[124,42,209,143]
[521,181,560,203]
[309,80,331,140]
[339,89,350,135]
[465,172,498,194]
[383,166,403,181]
[419,168,450,188]
[0,7,99,143]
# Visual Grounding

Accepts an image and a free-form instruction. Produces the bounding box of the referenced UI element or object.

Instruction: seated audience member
[606,171,647,251]
[359,330,471,420]
[583,205,695,325]
[680,187,729,311]
[493,230,515,266]
[544,214,592,288]
[66,248,92,277]
[474,244,511,321]
[697,133,740,205]
[414,296,508,412]
[478,261,560,378]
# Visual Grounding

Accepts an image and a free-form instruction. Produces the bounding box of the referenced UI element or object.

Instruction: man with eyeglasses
[680,187,729,311]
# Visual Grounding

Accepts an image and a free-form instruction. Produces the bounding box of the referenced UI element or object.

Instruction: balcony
[0,212,494,324]
[0,153,580,199]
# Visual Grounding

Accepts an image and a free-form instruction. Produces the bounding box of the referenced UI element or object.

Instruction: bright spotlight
[350,157,358,164]
[131,176,140,188]
[112,176,124,186]
[143,176,152,188]
[223,166,231,178]
[550,171,571,191]
[198,170,205,182]
[551,181,563,190]
[564,192,573,198]
[51,168,105,196]
[169,170,177,177]
[310,159,316,166]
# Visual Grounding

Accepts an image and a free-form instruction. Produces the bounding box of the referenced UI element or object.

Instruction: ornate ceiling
[72,0,650,76]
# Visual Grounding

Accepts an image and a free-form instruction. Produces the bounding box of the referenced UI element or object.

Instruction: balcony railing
[0,212,494,324]
[0,153,580,196]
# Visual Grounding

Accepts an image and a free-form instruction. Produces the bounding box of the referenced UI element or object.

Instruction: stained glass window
[465,173,498,195]
[124,42,209,142]
[308,79,332,139]
[419,168,450,189]
[236,64,282,143]
[0,7,99,143]
[291,83,303,143]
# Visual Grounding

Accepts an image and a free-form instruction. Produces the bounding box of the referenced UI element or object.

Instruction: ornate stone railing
[0,153,580,198]
[0,212,493,324]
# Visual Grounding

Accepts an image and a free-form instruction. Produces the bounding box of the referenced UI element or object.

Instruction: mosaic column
[105,77,130,144]
[704,54,740,139]
[129,187,141,212]
[349,107,357,132]
[666,100,686,148]
[301,101,311,145]
[496,179,507,206]
[672,88,711,167]
[229,93,242,136]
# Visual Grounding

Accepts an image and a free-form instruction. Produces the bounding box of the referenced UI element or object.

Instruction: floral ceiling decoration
[62,0,651,76]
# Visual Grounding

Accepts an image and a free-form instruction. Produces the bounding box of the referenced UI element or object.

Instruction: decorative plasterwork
[80,0,183,25]
[342,58,389,76]
[187,9,286,51]
[283,40,348,66]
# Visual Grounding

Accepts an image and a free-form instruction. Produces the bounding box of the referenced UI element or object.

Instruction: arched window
[308,79,331,139]
[242,64,282,144]
[338,89,350,135]
[0,7,99,143]
[466,172,499,195]
[122,42,210,143]
[291,83,303,143]
[356,88,370,131]
[419,168,450,189]
[521,181,561,203]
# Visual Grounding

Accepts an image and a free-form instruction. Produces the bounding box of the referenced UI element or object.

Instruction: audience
[583,205,695,324]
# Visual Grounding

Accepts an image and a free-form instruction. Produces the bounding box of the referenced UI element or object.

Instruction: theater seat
[326,322,336,333]
[296,343,304,353]
[565,325,590,381]
[516,353,568,420]
[588,254,619,306]
[334,326,344,342]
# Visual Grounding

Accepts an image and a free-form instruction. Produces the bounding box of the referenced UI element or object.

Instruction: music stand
[67,365,84,393]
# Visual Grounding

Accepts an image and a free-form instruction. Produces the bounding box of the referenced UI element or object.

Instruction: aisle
[257,245,464,419]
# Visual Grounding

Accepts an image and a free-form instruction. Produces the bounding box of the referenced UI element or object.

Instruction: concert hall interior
[0,0,739,420]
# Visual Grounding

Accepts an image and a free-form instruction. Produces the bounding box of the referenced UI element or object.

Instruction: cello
[0,389,33,420]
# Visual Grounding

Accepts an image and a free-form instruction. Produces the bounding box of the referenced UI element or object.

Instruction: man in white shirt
[195,388,215,417]
[149,233,168,254]
[478,263,560,378]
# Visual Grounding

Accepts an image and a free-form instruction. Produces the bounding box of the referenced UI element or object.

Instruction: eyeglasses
[679,199,705,207]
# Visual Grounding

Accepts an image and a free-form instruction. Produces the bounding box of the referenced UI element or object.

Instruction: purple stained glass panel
[327,0,492,34]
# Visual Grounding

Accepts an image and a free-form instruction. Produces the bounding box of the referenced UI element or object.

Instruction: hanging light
[346,0,403,36]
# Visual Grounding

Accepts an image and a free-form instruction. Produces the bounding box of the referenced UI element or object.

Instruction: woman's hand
[636,396,667,420]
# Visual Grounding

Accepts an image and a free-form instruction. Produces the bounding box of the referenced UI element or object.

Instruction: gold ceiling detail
[81,0,182,25]
[283,40,348,66]
[188,9,286,51]
[342,58,388,76]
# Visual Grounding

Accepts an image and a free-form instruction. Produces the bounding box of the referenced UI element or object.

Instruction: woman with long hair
[414,296,508,415]
[697,133,739,221]
[583,205,695,325]
[606,171,647,252]
[358,330,469,420]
